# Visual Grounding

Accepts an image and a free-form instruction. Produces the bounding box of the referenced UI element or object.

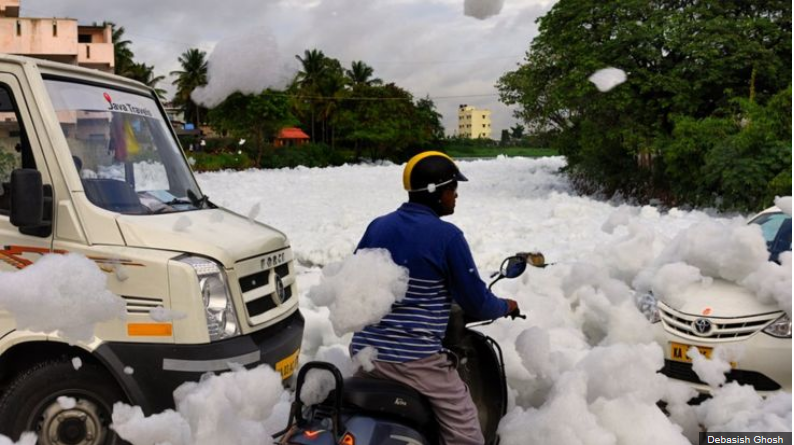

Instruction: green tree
[498,0,791,208]
[510,124,525,140]
[126,63,167,99]
[106,22,135,77]
[293,49,329,142]
[208,91,296,166]
[346,61,383,87]
[171,48,209,126]
[335,84,442,161]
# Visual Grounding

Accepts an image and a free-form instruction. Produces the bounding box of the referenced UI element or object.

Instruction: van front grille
[123,296,163,315]
[235,250,295,323]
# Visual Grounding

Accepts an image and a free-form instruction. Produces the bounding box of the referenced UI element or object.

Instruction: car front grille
[658,304,780,341]
[661,360,782,392]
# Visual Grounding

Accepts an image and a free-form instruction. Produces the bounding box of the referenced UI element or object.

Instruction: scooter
[276,252,546,445]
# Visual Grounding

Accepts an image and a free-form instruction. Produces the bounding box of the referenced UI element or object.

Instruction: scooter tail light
[304,430,322,439]
[341,433,355,445]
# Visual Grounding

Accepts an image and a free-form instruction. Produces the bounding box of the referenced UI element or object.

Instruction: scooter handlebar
[506,307,526,320]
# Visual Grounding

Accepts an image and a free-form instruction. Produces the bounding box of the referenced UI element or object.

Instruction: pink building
[0,0,114,72]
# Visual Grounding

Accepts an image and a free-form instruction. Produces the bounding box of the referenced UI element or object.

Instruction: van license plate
[276,349,300,380]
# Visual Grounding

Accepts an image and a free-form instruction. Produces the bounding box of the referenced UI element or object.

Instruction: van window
[0,84,35,215]
[44,79,204,215]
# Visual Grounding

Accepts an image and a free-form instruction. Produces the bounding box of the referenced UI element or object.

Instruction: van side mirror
[10,169,43,228]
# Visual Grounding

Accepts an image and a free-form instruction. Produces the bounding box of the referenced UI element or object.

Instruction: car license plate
[670,342,712,362]
[276,349,300,380]
[670,342,736,368]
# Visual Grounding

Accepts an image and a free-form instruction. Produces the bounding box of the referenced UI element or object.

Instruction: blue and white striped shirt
[351,202,507,363]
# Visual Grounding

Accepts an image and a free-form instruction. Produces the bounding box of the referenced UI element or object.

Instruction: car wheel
[0,358,127,445]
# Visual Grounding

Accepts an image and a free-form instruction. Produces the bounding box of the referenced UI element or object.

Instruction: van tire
[0,358,128,445]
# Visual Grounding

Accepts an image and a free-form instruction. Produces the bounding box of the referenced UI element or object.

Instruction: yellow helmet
[402,151,468,193]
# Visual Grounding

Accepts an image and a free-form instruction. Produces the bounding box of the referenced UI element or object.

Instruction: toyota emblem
[274,275,286,304]
[692,318,713,336]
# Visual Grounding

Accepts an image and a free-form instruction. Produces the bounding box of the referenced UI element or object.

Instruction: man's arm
[445,233,509,320]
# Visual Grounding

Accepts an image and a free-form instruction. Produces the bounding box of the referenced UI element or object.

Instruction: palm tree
[346,61,382,87]
[294,49,328,142]
[170,48,208,125]
[294,49,328,90]
[127,63,167,100]
[105,22,135,77]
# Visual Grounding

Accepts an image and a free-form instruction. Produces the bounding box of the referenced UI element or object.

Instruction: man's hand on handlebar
[504,299,525,320]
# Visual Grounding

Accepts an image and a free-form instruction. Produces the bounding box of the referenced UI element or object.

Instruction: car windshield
[44,79,203,215]
[750,211,792,262]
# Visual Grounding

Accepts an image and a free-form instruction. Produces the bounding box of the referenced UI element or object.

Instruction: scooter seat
[340,377,434,429]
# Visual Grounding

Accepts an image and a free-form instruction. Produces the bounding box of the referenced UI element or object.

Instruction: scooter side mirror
[499,256,527,279]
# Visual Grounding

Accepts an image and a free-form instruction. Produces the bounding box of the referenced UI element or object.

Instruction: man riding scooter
[350,151,521,445]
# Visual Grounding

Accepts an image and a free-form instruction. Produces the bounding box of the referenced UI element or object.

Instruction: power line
[259,91,500,102]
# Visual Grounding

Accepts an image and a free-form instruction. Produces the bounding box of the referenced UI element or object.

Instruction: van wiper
[187,189,210,209]
[151,197,194,214]
[164,198,194,206]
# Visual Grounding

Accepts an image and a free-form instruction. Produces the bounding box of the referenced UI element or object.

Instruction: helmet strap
[408,178,454,194]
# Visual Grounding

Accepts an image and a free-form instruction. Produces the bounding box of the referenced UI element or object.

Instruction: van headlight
[179,256,240,341]
[763,314,792,338]
[634,291,661,324]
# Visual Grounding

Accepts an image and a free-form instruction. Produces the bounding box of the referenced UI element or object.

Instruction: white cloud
[23,0,557,135]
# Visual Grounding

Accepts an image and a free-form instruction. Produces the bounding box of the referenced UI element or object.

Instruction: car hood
[116,208,288,268]
[662,279,782,318]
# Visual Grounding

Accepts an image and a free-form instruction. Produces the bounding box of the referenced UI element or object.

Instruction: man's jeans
[356,353,485,445]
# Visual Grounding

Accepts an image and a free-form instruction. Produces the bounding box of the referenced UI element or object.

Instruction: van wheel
[0,359,127,445]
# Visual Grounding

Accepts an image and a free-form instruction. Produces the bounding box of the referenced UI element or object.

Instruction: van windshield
[45,79,204,215]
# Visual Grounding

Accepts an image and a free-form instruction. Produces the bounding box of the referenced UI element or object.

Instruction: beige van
[0,54,303,445]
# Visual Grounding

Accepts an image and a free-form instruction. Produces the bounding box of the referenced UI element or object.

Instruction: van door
[0,73,54,274]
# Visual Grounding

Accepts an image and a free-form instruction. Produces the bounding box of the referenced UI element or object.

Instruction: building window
[16,20,21,36]
[86,45,91,59]
[78,34,92,43]
[53,21,58,37]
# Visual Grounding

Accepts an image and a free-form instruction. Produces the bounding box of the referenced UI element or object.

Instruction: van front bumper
[95,309,304,414]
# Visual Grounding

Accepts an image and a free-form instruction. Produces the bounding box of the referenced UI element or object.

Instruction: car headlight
[179,256,240,341]
[762,314,792,338]
[634,291,661,324]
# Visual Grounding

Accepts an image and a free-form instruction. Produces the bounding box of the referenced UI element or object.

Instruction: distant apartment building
[0,0,114,72]
[457,104,492,139]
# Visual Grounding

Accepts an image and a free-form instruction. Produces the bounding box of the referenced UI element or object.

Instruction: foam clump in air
[173,215,192,232]
[192,29,295,108]
[588,67,627,92]
[774,196,792,215]
[150,307,187,322]
[464,0,504,19]
[307,248,408,335]
[0,253,125,342]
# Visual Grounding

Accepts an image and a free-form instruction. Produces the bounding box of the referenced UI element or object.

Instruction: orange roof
[277,127,310,139]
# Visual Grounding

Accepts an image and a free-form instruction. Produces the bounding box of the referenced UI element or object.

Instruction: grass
[444,146,559,158]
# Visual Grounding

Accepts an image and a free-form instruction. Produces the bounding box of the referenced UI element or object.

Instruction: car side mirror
[10,168,43,228]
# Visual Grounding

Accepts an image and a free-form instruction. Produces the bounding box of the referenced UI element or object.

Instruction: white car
[640,207,792,395]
